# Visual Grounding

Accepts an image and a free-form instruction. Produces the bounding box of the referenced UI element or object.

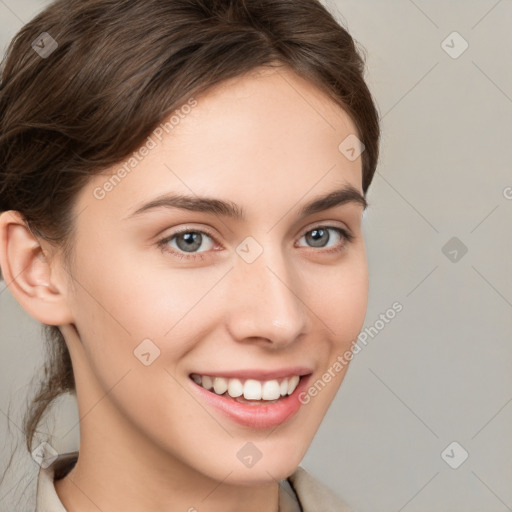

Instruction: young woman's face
[59,65,369,484]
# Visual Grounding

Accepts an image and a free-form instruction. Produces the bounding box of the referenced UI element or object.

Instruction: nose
[225,242,309,349]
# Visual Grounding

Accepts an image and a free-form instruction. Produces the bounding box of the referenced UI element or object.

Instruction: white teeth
[191,373,302,401]
[262,380,281,400]
[228,378,243,397]
[287,375,300,395]
[243,379,261,400]
[202,375,213,390]
[280,378,289,396]
[213,377,228,395]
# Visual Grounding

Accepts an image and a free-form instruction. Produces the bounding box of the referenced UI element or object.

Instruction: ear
[0,210,74,325]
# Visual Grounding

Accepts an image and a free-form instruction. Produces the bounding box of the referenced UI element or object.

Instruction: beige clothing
[35,451,352,511]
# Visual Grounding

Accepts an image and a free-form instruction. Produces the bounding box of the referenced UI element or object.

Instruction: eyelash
[156,225,355,261]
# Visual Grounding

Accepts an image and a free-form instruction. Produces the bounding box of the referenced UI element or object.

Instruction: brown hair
[0,0,380,482]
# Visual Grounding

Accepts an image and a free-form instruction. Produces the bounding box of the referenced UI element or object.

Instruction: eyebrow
[124,184,367,221]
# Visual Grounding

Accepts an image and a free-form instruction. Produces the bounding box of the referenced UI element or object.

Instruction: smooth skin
[0,65,368,512]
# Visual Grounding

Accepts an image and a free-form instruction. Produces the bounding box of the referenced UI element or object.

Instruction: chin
[192,441,308,486]
[233,440,310,484]
[221,462,301,487]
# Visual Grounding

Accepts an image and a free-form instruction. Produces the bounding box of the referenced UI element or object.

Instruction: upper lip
[189,367,313,381]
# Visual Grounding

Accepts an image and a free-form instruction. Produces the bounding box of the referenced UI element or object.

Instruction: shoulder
[287,465,354,512]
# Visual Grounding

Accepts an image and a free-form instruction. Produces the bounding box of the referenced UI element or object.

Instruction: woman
[0,0,380,510]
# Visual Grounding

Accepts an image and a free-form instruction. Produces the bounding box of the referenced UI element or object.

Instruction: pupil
[308,228,328,247]
[178,232,201,252]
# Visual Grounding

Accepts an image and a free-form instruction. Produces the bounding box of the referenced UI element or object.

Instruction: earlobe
[0,210,74,326]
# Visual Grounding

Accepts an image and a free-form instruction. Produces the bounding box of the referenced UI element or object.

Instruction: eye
[157,225,354,261]
[296,226,354,254]
[157,228,217,261]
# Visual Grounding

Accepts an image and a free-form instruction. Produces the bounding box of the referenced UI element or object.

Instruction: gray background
[1,1,511,511]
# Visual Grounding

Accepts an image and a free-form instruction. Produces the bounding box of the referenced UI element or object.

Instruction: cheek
[332,273,368,343]
[72,245,219,354]
[306,253,369,347]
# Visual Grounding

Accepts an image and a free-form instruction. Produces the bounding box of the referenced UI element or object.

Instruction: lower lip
[189,375,312,429]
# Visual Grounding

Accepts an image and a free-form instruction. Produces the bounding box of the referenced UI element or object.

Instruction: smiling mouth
[189,373,307,404]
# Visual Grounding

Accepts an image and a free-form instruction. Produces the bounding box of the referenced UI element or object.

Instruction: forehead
[75,66,362,223]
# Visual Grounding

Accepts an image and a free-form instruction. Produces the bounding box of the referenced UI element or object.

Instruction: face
[56,65,368,484]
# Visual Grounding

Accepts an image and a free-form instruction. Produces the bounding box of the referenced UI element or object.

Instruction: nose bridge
[226,239,308,346]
